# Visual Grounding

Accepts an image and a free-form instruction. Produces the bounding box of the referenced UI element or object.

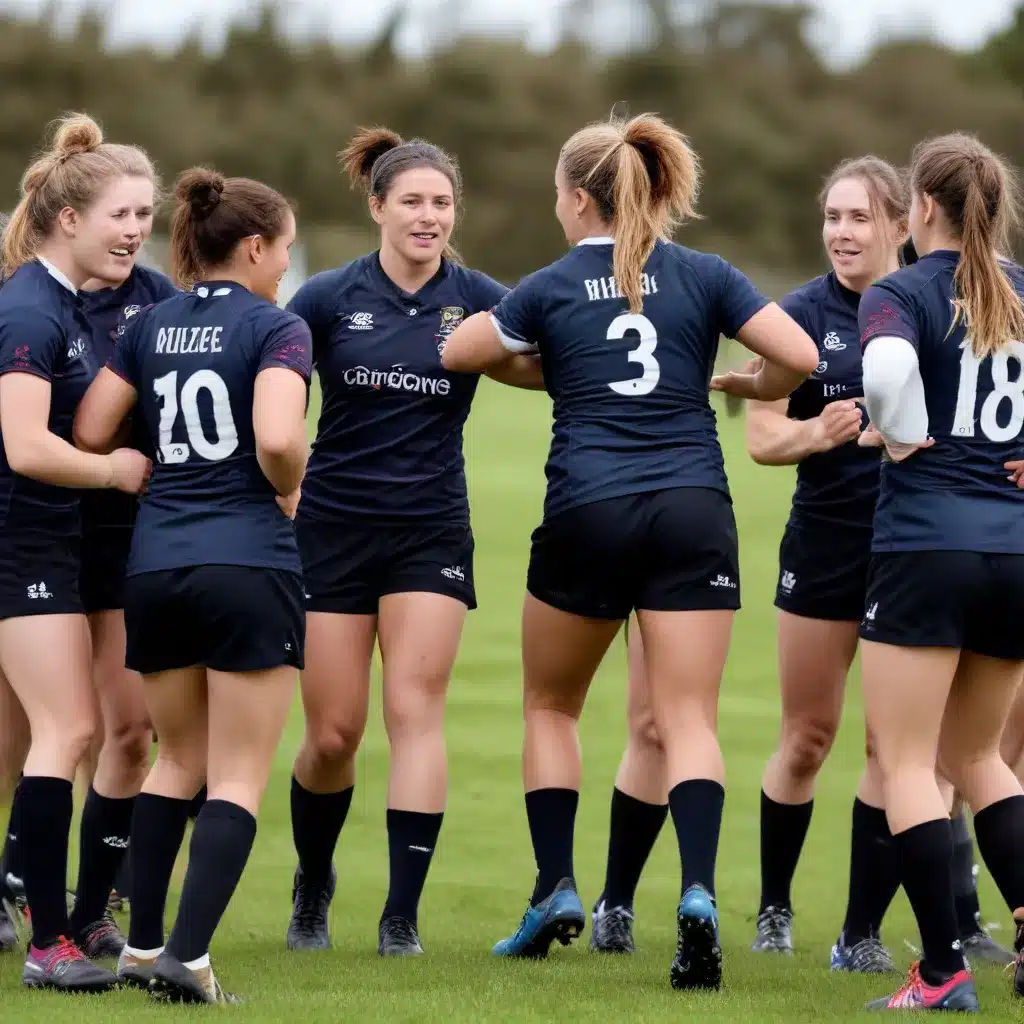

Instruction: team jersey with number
[109,280,313,574]
[80,264,178,532]
[0,259,98,530]
[859,249,1024,552]
[781,272,880,529]
[491,237,769,519]
[286,253,507,524]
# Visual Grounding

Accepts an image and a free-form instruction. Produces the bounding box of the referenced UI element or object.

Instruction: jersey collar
[576,236,615,246]
[368,251,450,314]
[36,256,77,294]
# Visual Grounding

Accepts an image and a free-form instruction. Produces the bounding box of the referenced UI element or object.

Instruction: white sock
[183,953,211,971]
[123,945,163,959]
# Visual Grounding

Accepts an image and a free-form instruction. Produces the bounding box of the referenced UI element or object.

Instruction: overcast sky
[0,0,1017,66]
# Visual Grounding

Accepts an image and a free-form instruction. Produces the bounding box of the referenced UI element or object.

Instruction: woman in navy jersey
[75,167,311,1004]
[64,160,179,957]
[283,128,541,958]
[0,113,152,992]
[442,111,818,990]
[856,133,1024,1012]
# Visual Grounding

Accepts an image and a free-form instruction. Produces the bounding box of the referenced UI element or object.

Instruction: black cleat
[286,865,335,951]
[670,884,722,991]
[76,910,127,960]
[0,899,18,952]
[961,927,1013,967]
[148,950,240,1004]
[751,905,793,954]
[590,900,635,953]
[22,936,119,992]
[378,915,424,957]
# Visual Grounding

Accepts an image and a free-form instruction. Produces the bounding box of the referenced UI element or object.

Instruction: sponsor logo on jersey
[343,311,374,331]
[435,306,465,354]
[342,363,451,396]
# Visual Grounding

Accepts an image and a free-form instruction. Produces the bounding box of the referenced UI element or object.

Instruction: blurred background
[0,0,1022,304]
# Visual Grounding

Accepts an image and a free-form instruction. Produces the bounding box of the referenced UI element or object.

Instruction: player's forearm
[747,412,821,466]
[484,354,545,391]
[752,359,811,402]
[257,442,308,498]
[7,428,114,489]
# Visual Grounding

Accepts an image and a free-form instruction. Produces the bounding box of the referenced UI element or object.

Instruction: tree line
[1,1,1022,283]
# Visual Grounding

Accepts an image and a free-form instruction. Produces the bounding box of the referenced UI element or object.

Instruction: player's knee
[781,718,837,778]
[104,715,153,774]
[383,690,445,742]
[308,719,364,765]
[628,705,663,752]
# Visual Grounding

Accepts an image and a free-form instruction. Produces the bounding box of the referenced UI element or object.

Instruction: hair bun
[339,126,406,191]
[176,167,226,220]
[51,113,104,161]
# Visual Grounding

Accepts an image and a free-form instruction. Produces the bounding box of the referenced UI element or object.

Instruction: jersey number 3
[153,369,239,463]
[952,339,1024,442]
[607,313,660,396]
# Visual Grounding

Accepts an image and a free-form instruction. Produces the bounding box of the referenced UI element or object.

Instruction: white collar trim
[576,236,615,246]
[37,256,77,294]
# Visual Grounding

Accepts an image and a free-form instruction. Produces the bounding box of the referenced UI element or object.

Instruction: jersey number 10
[153,369,239,464]
[952,339,1024,441]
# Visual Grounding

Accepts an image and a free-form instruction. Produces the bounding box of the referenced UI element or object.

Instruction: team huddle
[0,106,1022,1013]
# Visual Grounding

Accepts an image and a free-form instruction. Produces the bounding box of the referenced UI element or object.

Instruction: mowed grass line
[0,380,1019,1020]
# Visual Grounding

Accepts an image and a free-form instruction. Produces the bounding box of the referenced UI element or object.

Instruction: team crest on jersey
[822,331,846,352]
[124,304,142,320]
[435,306,465,354]
[343,311,374,331]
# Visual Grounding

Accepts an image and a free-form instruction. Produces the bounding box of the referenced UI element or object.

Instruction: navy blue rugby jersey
[80,264,178,532]
[781,272,880,530]
[287,253,506,523]
[0,259,98,530]
[109,281,313,575]
[491,237,769,519]
[859,249,1024,552]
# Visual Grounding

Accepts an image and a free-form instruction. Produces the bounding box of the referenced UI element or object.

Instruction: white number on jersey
[153,369,239,463]
[951,338,1024,442]
[607,313,660,396]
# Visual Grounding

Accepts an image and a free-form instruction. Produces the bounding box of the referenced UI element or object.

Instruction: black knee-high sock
[525,788,578,905]
[601,788,667,909]
[114,849,132,898]
[382,809,444,925]
[19,776,73,950]
[897,819,966,980]
[669,779,725,899]
[70,788,135,933]
[759,791,813,912]
[2,776,24,883]
[950,811,981,937]
[842,798,902,944]
[972,795,1024,918]
[290,778,353,886]
[166,800,257,964]
[127,793,192,951]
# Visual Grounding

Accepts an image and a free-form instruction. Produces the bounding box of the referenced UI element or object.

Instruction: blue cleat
[492,878,586,958]
[670,883,722,990]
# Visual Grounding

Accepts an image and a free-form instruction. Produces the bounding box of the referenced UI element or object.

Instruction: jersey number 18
[952,339,1024,441]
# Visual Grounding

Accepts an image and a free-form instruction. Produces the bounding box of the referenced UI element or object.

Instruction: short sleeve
[107,309,147,388]
[491,271,544,354]
[470,271,508,313]
[714,258,771,339]
[258,313,313,382]
[0,310,63,381]
[285,276,327,336]
[779,290,812,335]
[859,281,919,353]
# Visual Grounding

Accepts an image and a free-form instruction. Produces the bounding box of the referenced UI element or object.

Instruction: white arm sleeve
[862,335,929,445]
[489,313,539,355]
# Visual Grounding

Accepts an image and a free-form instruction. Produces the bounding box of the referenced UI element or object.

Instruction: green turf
[1,380,1019,1020]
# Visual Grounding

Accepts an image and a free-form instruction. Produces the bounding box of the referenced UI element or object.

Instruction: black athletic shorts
[0,527,82,620]
[774,520,872,621]
[860,551,1024,660]
[296,516,476,614]
[80,528,131,614]
[527,486,740,620]
[124,565,305,675]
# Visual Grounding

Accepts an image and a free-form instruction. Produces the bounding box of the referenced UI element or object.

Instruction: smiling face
[68,174,155,287]
[245,207,296,304]
[822,176,896,293]
[371,167,455,268]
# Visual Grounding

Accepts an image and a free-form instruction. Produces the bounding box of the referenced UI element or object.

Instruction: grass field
[1,379,1021,1020]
